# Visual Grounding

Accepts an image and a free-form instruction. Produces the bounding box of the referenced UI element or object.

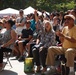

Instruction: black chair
[56,54,69,75]
[4,52,12,68]
[3,48,13,68]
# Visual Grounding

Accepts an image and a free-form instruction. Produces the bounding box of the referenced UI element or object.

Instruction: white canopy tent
[0,8,19,17]
[0,8,19,14]
[23,6,42,16]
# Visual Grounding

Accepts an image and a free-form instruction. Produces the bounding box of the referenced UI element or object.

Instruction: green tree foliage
[0,0,76,12]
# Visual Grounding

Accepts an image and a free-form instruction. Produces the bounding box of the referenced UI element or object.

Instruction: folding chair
[3,52,12,68]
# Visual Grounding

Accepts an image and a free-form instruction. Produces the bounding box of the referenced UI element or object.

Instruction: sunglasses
[19,12,23,14]
[26,22,30,24]
[64,17,73,21]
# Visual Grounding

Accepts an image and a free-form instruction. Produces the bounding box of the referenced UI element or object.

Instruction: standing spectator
[25,10,44,57]
[0,19,7,45]
[49,12,55,25]
[53,16,61,44]
[29,13,36,31]
[70,9,76,24]
[15,9,26,36]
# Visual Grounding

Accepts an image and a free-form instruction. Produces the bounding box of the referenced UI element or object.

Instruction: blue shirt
[30,19,36,31]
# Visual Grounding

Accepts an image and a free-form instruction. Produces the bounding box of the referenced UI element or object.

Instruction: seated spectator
[32,20,56,73]
[0,19,17,71]
[14,20,33,61]
[25,10,44,57]
[26,22,43,57]
[46,14,76,75]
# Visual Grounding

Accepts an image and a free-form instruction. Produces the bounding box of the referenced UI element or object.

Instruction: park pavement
[0,57,41,75]
[0,57,76,75]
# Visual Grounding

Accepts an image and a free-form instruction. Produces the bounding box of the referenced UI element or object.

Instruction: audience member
[0,19,7,45]
[32,20,56,73]
[14,20,33,61]
[70,9,76,24]
[53,16,61,44]
[46,14,76,75]
[15,9,26,36]
[0,19,17,71]
[29,13,36,31]
[25,10,44,57]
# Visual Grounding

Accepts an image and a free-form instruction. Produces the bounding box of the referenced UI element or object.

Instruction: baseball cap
[64,14,75,20]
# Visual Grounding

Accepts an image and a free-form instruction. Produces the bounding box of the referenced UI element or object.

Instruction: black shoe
[18,56,25,62]
[16,55,20,59]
